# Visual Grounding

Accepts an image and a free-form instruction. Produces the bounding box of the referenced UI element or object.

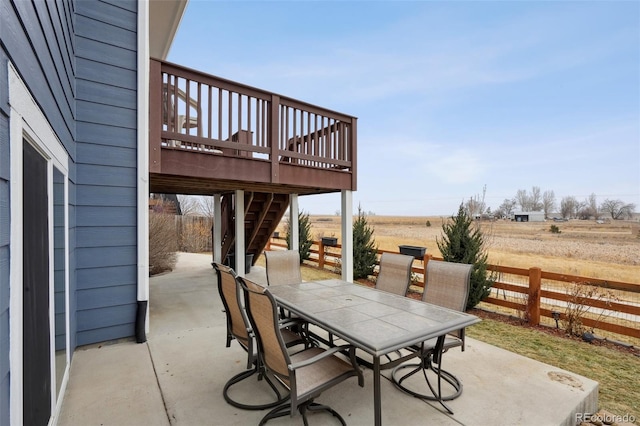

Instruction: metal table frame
[269,279,480,426]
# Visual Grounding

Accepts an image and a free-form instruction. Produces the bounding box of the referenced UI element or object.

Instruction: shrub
[149,210,177,275]
[550,224,561,234]
[426,220,432,227]
[437,204,495,310]
[177,216,212,252]
[285,210,312,262]
[562,281,618,337]
[353,205,378,280]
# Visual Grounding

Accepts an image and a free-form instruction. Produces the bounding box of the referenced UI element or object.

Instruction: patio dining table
[269,279,480,426]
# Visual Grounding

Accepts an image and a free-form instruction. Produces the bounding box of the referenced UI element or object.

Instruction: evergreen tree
[437,204,494,310]
[285,210,312,262]
[353,205,378,280]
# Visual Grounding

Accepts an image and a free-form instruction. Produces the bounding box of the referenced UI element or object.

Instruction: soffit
[149,0,189,59]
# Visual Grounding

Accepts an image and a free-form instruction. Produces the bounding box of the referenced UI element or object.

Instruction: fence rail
[266,238,640,343]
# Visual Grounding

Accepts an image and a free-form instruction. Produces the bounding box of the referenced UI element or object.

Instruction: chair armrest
[288,345,355,371]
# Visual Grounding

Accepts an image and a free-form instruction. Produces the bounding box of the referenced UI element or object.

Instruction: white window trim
[8,62,70,426]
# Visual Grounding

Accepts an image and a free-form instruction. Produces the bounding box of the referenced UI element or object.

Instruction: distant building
[512,211,546,222]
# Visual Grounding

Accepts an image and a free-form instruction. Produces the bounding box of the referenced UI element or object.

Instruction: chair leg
[258,402,292,426]
[223,364,289,411]
[259,399,347,425]
[300,400,346,426]
[391,354,462,415]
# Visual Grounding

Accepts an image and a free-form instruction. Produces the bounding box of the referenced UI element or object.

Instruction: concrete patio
[57,252,598,425]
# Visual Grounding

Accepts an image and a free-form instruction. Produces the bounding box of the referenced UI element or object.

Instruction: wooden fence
[266,238,640,343]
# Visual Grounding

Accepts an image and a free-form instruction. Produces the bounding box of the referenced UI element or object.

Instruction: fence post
[318,241,325,270]
[528,267,542,325]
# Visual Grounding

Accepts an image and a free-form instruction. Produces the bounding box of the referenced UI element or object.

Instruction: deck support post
[213,194,222,264]
[341,190,353,282]
[235,190,245,277]
[289,195,299,252]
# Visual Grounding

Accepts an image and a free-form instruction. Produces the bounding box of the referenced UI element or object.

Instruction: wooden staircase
[219,192,290,266]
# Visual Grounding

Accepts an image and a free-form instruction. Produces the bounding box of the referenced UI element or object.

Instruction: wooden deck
[149,59,357,196]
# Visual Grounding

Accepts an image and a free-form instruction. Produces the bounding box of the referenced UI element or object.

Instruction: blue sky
[169,1,640,216]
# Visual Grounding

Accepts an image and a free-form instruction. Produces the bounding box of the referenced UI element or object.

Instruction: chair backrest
[376,253,414,296]
[240,278,291,385]
[264,250,302,286]
[422,260,472,312]
[213,262,250,347]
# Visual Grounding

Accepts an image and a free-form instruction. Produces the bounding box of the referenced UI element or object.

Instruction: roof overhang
[149,0,189,59]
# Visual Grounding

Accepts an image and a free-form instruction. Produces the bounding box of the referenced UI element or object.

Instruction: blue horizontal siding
[77,284,136,310]
[74,0,138,347]
[43,0,76,87]
[76,164,136,187]
[76,185,136,207]
[33,0,75,115]
[76,226,136,248]
[77,323,135,347]
[75,14,135,51]
[102,0,136,13]
[76,246,136,269]
[4,0,76,152]
[76,78,136,109]
[76,143,136,168]
[77,57,136,90]
[77,36,136,70]
[76,206,136,227]
[76,122,136,148]
[75,0,136,31]
[77,100,136,129]
[77,304,135,333]
[76,265,136,291]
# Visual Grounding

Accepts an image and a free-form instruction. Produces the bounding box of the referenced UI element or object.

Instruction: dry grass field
[277,215,640,284]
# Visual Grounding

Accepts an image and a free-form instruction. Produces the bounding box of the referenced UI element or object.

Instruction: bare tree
[199,196,215,218]
[465,185,487,218]
[577,193,599,219]
[560,196,578,219]
[515,189,529,211]
[497,198,517,218]
[542,190,556,218]
[515,187,544,211]
[177,194,201,216]
[530,186,543,211]
[600,199,636,219]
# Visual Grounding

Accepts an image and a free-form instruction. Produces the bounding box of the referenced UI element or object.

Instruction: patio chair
[240,277,364,425]
[391,260,473,414]
[264,250,302,286]
[213,262,307,410]
[375,252,414,296]
[265,250,303,321]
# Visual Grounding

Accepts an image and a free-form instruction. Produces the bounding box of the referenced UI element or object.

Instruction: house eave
[149,0,189,60]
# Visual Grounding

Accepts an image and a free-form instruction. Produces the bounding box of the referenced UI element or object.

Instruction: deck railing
[149,59,357,187]
[266,238,640,343]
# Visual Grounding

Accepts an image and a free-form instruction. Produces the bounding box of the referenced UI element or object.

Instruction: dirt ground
[279,215,640,284]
